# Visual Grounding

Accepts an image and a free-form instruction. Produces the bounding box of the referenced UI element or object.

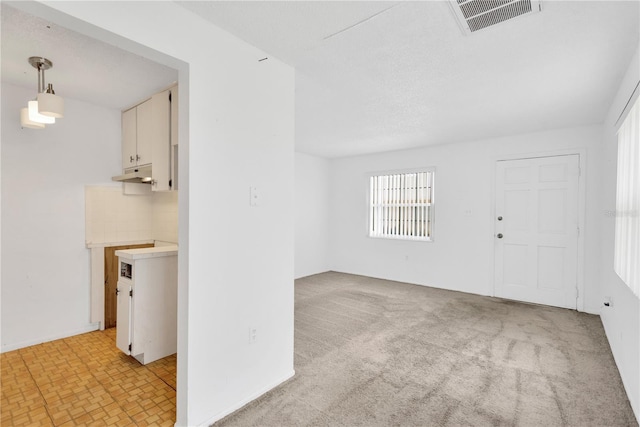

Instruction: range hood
[112,165,154,184]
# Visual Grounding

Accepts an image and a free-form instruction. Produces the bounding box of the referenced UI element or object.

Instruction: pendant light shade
[37,84,64,118]
[28,100,55,124]
[20,57,64,129]
[20,107,45,129]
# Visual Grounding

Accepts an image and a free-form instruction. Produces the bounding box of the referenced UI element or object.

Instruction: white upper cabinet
[170,86,178,190]
[121,107,137,169]
[121,99,152,169]
[150,90,171,192]
[171,85,178,148]
[136,99,153,167]
[119,85,178,192]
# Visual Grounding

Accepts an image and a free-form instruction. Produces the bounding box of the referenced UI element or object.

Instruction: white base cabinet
[115,246,178,365]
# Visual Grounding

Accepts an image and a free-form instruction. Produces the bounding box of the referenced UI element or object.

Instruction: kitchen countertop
[115,245,178,260]
[86,239,155,249]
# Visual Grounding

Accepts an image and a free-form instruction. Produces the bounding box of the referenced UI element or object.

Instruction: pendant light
[20,108,45,129]
[38,83,64,118]
[28,100,55,124]
[20,56,64,129]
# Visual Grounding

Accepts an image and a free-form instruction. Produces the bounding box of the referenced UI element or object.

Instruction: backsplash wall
[85,186,178,245]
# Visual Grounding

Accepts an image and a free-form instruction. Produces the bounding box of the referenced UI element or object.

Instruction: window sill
[368,235,433,242]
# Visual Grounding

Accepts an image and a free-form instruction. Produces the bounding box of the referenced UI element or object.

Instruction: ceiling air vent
[449,0,542,35]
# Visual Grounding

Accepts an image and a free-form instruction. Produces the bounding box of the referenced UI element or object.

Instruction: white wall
[1,83,121,350]
[21,3,296,426]
[600,46,639,419]
[295,152,330,278]
[329,124,604,313]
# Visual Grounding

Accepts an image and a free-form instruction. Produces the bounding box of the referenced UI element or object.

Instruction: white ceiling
[2,2,638,158]
[1,4,178,111]
[178,0,640,158]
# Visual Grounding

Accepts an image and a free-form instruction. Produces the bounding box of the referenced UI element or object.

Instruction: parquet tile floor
[1,328,176,426]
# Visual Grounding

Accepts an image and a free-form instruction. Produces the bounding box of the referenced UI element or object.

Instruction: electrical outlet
[249,327,257,344]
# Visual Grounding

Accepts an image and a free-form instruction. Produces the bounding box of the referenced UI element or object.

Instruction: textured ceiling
[1,4,178,110]
[178,1,640,158]
[2,2,638,158]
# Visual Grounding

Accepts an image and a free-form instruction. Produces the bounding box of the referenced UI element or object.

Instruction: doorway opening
[3,2,189,424]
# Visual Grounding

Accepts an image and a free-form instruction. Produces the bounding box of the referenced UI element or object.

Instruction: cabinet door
[122,108,137,170]
[151,90,171,191]
[116,280,132,355]
[171,86,178,147]
[136,99,153,166]
[170,86,178,190]
[104,244,154,329]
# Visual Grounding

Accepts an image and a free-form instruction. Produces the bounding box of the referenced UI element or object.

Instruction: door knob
[497,233,503,239]
[497,216,503,221]
[115,288,120,295]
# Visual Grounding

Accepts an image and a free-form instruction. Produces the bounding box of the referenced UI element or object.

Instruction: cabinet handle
[497,233,504,239]
[129,155,134,163]
[136,154,141,162]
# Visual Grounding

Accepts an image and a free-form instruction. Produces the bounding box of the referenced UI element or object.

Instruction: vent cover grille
[450,0,541,34]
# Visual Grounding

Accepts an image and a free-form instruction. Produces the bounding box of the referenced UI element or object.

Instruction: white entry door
[494,155,580,309]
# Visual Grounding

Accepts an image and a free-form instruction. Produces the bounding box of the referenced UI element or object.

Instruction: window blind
[615,96,640,297]
[369,171,434,240]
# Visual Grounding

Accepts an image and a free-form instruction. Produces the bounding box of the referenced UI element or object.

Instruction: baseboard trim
[1,323,101,353]
[582,305,601,315]
[295,270,331,280]
[195,370,296,427]
[329,270,599,314]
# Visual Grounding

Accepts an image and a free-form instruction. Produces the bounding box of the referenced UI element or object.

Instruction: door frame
[490,148,587,312]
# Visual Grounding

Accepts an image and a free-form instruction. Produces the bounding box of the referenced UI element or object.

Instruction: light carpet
[216,272,637,426]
